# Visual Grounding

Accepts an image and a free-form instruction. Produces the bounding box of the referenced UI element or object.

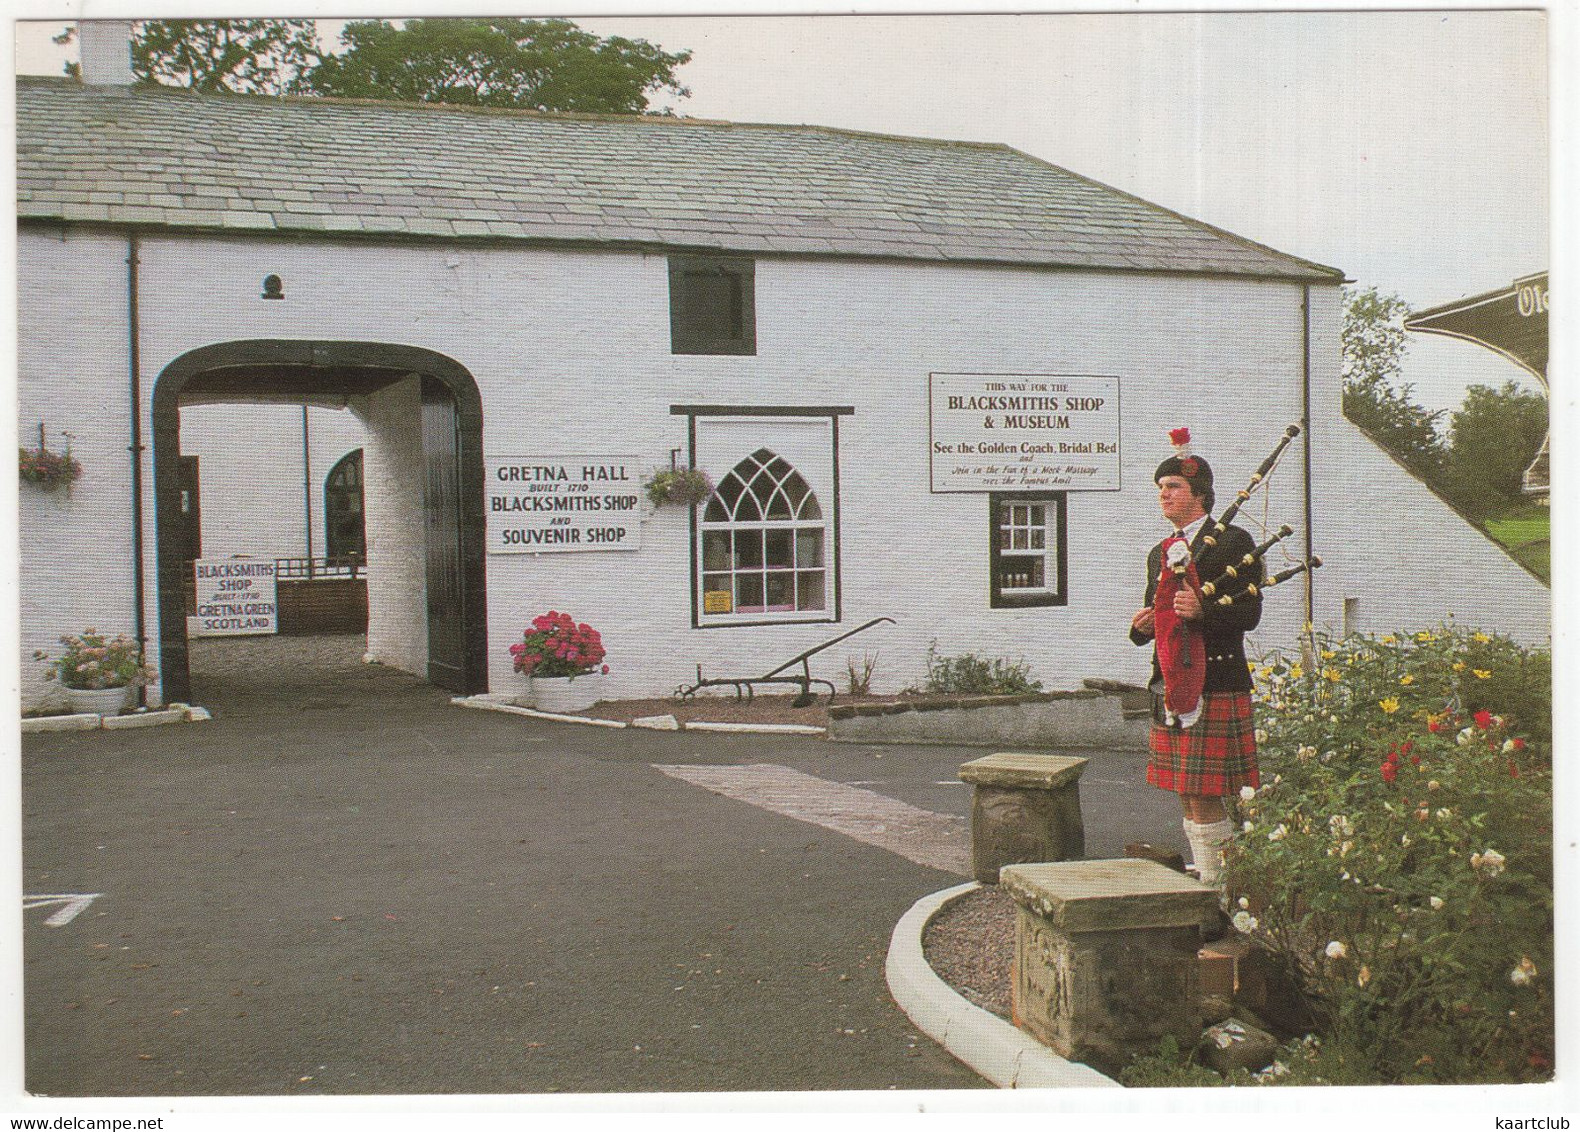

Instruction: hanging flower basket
[19,443,82,491]
[644,467,715,508]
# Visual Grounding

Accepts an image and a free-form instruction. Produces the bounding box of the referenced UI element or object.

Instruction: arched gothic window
[700,448,826,616]
[324,448,365,561]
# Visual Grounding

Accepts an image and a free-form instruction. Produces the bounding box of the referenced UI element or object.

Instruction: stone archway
[152,340,488,703]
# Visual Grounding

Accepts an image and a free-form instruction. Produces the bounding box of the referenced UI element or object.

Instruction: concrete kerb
[452,694,827,736]
[885,880,1121,1089]
[20,703,212,734]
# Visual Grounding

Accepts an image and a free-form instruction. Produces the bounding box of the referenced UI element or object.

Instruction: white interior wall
[358,376,428,677]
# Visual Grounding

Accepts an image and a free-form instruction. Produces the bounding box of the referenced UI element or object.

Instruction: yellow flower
[1321,650,1336,660]
[1416,631,1436,643]
[1452,661,1467,672]
[1323,668,1341,683]
[1473,632,1491,644]
[1381,635,1396,645]
[1380,697,1401,714]
[1399,674,1415,686]
[1473,669,1492,680]
[1289,664,1304,680]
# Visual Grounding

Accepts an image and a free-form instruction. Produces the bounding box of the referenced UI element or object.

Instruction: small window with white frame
[989,491,1067,608]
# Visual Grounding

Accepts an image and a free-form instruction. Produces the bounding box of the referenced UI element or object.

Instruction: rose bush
[1224,624,1552,1084]
[509,611,608,680]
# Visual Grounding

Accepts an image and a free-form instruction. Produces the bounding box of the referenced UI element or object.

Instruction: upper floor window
[669,255,755,356]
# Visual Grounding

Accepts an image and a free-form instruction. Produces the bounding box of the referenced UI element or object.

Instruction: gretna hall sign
[486,456,643,553]
[929,373,1122,492]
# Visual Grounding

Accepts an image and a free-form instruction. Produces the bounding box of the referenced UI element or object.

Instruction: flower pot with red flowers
[509,611,609,713]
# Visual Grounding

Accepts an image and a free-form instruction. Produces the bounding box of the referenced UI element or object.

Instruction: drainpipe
[302,405,314,575]
[127,233,148,707]
[1301,285,1315,640]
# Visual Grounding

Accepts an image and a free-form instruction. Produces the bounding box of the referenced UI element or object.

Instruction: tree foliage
[57,19,321,95]
[308,18,691,113]
[1340,286,1445,481]
[1445,381,1548,515]
[58,17,691,114]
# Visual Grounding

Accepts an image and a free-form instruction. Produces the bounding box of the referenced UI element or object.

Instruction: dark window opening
[670,256,756,355]
[324,447,366,562]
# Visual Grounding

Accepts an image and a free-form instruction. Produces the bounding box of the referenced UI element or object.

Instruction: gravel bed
[920,885,1016,1020]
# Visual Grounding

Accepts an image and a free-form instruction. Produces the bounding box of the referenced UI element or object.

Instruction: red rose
[1428,719,1442,733]
[1381,762,1398,784]
[1473,710,1492,729]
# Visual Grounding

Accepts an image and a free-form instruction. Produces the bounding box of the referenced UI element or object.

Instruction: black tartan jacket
[1128,519,1262,695]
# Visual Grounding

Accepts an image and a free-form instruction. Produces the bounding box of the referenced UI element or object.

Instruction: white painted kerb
[886,881,1120,1089]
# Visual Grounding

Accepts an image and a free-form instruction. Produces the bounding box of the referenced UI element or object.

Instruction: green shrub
[1225,625,1552,1084]
[919,642,1042,696]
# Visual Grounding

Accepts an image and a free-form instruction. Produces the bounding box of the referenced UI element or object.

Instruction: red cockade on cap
[1168,427,1200,476]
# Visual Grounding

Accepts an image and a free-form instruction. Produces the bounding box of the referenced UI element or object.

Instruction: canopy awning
[1405,272,1548,495]
[1404,272,1548,385]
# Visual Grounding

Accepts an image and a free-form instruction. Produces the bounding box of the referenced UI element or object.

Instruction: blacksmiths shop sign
[486,455,643,553]
[929,373,1121,492]
[191,559,277,636]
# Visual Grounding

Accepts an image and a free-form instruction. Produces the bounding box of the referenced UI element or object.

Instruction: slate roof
[17,77,1342,281]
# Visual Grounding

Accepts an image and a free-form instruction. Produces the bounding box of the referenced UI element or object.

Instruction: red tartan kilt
[1148,691,1260,797]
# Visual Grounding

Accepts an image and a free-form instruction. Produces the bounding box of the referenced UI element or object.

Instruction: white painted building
[15,45,1548,712]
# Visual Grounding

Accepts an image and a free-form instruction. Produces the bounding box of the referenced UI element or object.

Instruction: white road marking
[24,893,102,926]
[654,763,970,876]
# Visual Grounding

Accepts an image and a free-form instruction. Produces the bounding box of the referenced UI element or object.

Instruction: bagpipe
[1153,424,1321,727]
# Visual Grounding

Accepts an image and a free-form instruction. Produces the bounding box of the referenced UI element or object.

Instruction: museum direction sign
[486,455,643,553]
[929,373,1122,492]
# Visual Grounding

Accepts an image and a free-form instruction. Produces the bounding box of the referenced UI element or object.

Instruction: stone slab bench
[1000,859,1219,1076]
[826,689,1147,750]
[958,753,1088,885]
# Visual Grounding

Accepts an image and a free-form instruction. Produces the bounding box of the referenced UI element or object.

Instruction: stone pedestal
[1001,859,1220,1075]
[958,753,1088,885]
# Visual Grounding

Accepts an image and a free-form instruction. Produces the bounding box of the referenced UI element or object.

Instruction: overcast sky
[9,6,1561,413]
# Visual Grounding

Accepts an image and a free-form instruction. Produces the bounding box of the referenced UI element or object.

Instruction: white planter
[526,674,605,713]
[66,685,132,716]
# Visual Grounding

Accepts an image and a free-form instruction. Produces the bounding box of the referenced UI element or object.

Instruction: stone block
[1002,859,1220,1075]
[102,708,186,730]
[1201,1018,1280,1075]
[960,753,1087,885]
[21,713,102,733]
[631,714,680,730]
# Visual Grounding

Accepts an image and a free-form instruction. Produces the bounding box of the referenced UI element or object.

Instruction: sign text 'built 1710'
[929,373,1122,492]
[486,456,643,553]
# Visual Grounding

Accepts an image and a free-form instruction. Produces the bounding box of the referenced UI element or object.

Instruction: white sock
[1185,817,1235,889]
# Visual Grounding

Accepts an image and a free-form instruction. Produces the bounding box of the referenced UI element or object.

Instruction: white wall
[180,402,365,560]
[16,224,1549,710]
[359,376,428,676]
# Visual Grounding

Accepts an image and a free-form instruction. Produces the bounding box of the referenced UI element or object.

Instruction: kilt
[1147,691,1259,797]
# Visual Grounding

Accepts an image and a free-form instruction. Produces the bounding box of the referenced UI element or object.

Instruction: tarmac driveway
[22,639,999,1096]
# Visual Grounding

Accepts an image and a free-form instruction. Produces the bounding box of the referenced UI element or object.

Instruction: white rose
[1268,824,1288,842]
[1231,911,1258,934]
[1238,896,1250,909]
[1430,896,1444,910]
[1325,940,1348,960]
[1457,728,1475,746]
[1240,786,1257,801]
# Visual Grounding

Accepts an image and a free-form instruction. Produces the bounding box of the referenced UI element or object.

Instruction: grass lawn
[1485,502,1550,584]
